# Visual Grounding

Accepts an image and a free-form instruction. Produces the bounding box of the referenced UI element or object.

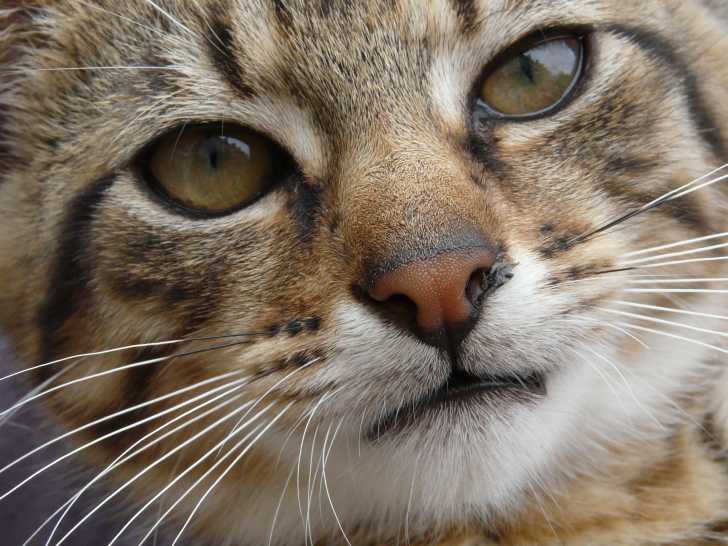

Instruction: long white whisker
[129,403,278,546]
[139,0,229,59]
[296,395,330,534]
[55,399,262,546]
[305,424,322,546]
[627,255,728,269]
[170,402,294,546]
[0,340,249,417]
[404,451,423,545]
[639,164,728,210]
[76,0,169,37]
[624,288,728,294]
[0,366,76,430]
[0,369,247,483]
[267,464,298,546]
[584,347,664,429]
[615,322,728,355]
[623,231,728,258]
[600,307,728,340]
[664,172,728,204]
[627,278,728,284]
[0,333,259,384]
[613,300,728,321]
[2,65,182,73]
[321,420,352,546]
[42,384,249,546]
[622,241,728,266]
[580,317,650,349]
[138,0,197,37]
[222,359,319,448]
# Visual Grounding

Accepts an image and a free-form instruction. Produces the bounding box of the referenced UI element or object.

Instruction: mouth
[368,369,547,441]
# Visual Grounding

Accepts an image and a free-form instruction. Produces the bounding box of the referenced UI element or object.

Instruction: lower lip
[367,373,546,441]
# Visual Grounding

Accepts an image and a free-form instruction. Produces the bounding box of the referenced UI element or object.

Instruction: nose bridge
[340,146,491,284]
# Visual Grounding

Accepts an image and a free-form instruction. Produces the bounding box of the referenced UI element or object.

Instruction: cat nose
[368,248,497,345]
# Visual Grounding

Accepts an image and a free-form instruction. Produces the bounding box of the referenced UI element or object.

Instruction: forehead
[175,0,609,132]
[29,0,649,175]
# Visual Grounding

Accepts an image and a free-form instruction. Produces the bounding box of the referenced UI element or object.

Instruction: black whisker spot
[303,316,322,332]
[285,320,304,336]
[267,323,283,337]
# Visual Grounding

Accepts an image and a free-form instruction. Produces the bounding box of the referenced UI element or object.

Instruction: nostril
[464,268,487,308]
[378,292,419,320]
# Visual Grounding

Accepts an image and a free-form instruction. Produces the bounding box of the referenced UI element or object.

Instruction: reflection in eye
[479,37,583,117]
[145,125,282,215]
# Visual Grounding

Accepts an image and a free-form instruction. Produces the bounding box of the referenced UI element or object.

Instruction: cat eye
[478,35,585,119]
[143,124,288,215]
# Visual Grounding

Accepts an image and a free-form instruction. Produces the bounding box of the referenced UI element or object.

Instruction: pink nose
[368,248,496,333]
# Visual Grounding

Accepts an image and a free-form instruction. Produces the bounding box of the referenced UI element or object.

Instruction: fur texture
[2,1,728,545]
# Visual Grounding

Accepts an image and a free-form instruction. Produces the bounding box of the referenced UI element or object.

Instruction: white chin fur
[237,251,722,545]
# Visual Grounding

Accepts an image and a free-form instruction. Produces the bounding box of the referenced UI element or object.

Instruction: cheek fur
[2,1,728,545]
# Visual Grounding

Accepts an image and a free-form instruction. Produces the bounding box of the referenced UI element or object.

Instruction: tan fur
[2,1,728,545]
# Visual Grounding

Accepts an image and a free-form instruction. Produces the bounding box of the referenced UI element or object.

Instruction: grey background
[0,337,185,546]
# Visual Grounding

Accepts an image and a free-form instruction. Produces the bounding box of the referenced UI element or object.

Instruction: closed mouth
[368,369,547,441]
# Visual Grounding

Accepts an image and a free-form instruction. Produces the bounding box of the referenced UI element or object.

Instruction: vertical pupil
[519,54,535,83]
[201,137,223,171]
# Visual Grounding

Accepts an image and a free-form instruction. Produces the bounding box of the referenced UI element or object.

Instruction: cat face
[1,1,728,544]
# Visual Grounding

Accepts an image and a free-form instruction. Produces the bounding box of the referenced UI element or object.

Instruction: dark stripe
[287,178,322,242]
[604,23,727,161]
[207,12,256,99]
[36,175,115,378]
[449,0,480,34]
[273,0,295,31]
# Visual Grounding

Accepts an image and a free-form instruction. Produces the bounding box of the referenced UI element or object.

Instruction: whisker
[128,404,278,546]
[0,332,263,384]
[584,347,664,429]
[267,463,298,546]
[599,307,728,340]
[138,0,197,38]
[612,300,728,321]
[305,424,322,546]
[0,339,253,417]
[580,317,650,349]
[76,0,170,37]
[139,0,229,59]
[625,255,728,269]
[615,322,728,356]
[626,278,728,284]
[222,359,320,450]
[569,167,728,245]
[36,386,245,546]
[56,399,265,546]
[169,402,294,546]
[624,288,728,294]
[622,231,728,259]
[404,451,423,545]
[0,371,249,500]
[109,88,188,147]
[296,395,332,535]
[621,241,728,266]
[1,65,183,73]
[0,366,76,430]
[321,420,352,546]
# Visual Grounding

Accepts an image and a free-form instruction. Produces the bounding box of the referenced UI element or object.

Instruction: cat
[2,1,728,545]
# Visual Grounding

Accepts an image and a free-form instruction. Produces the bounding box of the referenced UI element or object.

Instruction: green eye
[479,36,584,118]
[145,124,287,215]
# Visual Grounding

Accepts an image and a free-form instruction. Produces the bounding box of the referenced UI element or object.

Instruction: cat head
[1,1,727,543]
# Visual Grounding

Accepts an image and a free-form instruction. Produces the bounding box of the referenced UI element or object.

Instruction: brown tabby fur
[2,1,728,545]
